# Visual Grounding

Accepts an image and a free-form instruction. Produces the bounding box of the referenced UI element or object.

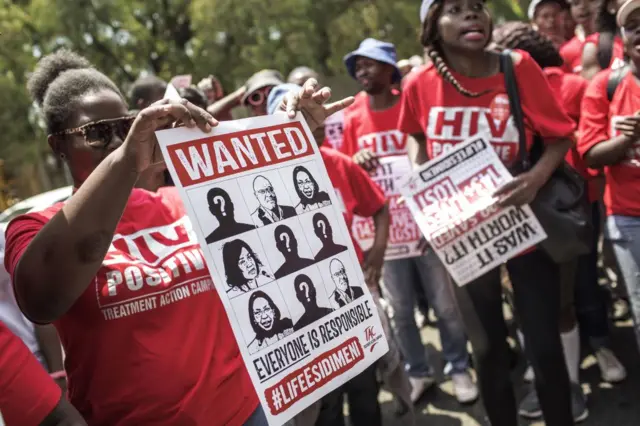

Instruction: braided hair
[420,1,492,98]
[27,49,125,135]
[492,22,564,68]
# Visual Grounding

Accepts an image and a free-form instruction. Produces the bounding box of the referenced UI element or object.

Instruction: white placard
[399,135,547,286]
[156,113,388,425]
[352,155,422,260]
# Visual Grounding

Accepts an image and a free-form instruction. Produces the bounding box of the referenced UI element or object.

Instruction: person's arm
[407,133,428,168]
[206,87,246,120]
[40,397,86,426]
[583,132,637,167]
[363,203,389,289]
[8,100,215,324]
[581,42,601,81]
[33,324,65,388]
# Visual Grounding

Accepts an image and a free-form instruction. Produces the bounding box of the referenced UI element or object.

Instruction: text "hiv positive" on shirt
[167,122,313,187]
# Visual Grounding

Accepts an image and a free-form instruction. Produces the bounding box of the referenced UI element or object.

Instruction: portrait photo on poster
[278,161,331,215]
[238,169,297,228]
[299,207,349,262]
[318,253,364,310]
[211,232,275,299]
[257,218,316,280]
[185,179,255,244]
[231,282,294,355]
[276,266,334,332]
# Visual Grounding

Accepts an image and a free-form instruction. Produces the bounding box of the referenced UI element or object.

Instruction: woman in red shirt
[493,21,628,421]
[4,50,350,426]
[401,1,575,425]
[579,0,640,357]
[560,0,599,73]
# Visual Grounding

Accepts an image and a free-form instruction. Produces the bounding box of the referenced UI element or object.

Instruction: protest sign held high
[399,135,547,286]
[156,113,388,425]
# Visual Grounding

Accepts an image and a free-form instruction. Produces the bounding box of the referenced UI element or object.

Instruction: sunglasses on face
[247,87,273,106]
[50,116,136,149]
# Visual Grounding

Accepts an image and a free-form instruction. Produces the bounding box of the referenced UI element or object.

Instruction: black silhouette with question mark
[292,274,333,331]
[205,187,256,244]
[312,212,348,261]
[273,224,315,279]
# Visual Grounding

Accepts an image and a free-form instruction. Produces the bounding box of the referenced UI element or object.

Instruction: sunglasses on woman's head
[247,87,273,106]
[50,116,136,149]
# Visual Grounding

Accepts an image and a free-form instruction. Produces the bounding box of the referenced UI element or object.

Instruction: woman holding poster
[398,1,576,425]
[3,49,352,426]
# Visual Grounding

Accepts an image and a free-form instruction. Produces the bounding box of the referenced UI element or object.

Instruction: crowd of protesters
[3,0,640,424]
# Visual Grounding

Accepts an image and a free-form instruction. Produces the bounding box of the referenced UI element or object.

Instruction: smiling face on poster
[156,114,388,425]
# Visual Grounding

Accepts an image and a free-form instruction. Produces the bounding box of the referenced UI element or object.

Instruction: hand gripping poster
[156,113,388,425]
[398,135,547,286]
[352,155,422,260]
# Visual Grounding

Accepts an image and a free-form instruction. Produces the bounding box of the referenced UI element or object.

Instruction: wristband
[50,370,67,380]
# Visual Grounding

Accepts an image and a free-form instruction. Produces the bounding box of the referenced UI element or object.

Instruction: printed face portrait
[274,225,297,255]
[253,176,277,210]
[330,259,349,292]
[207,187,233,219]
[222,239,265,290]
[313,213,332,242]
[294,274,317,306]
[294,166,317,201]
[253,296,275,331]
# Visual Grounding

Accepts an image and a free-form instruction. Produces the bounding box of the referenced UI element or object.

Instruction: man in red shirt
[341,38,477,405]
[0,321,85,426]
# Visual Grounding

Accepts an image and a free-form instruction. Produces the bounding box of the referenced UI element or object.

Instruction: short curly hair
[27,49,125,134]
[492,21,564,69]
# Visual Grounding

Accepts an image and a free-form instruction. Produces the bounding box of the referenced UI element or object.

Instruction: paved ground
[376,318,640,426]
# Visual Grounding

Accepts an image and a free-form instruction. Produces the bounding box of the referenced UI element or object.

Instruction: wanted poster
[352,155,422,260]
[156,114,388,425]
[399,135,547,286]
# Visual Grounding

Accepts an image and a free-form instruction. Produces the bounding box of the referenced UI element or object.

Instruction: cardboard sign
[399,135,547,286]
[156,113,388,425]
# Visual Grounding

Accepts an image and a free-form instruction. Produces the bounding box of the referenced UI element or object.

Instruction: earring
[59,153,66,159]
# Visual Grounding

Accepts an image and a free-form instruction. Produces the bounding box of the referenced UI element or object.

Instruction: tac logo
[489,93,510,122]
[363,325,383,352]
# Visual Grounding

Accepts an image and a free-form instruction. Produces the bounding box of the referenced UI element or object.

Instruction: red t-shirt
[583,33,625,70]
[341,91,409,158]
[560,36,585,74]
[0,321,61,426]
[398,50,575,167]
[544,67,600,202]
[578,69,640,216]
[4,187,258,426]
[320,146,386,263]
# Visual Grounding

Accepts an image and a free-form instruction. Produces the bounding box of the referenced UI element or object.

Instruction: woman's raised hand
[281,78,355,132]
[123,98,218,173]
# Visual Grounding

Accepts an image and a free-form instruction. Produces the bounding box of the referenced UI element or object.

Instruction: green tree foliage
[0,0,525,196]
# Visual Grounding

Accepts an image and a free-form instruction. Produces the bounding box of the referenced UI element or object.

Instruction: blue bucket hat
[267,83,302,115]
[343,38,402,83]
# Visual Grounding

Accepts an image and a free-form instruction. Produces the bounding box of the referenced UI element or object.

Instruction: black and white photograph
[185,180,255,244]
[278,269,334,332]
[321,255,364,310]
[238,170,297,228]
[230,282,294,355]
[211,232,275,298]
